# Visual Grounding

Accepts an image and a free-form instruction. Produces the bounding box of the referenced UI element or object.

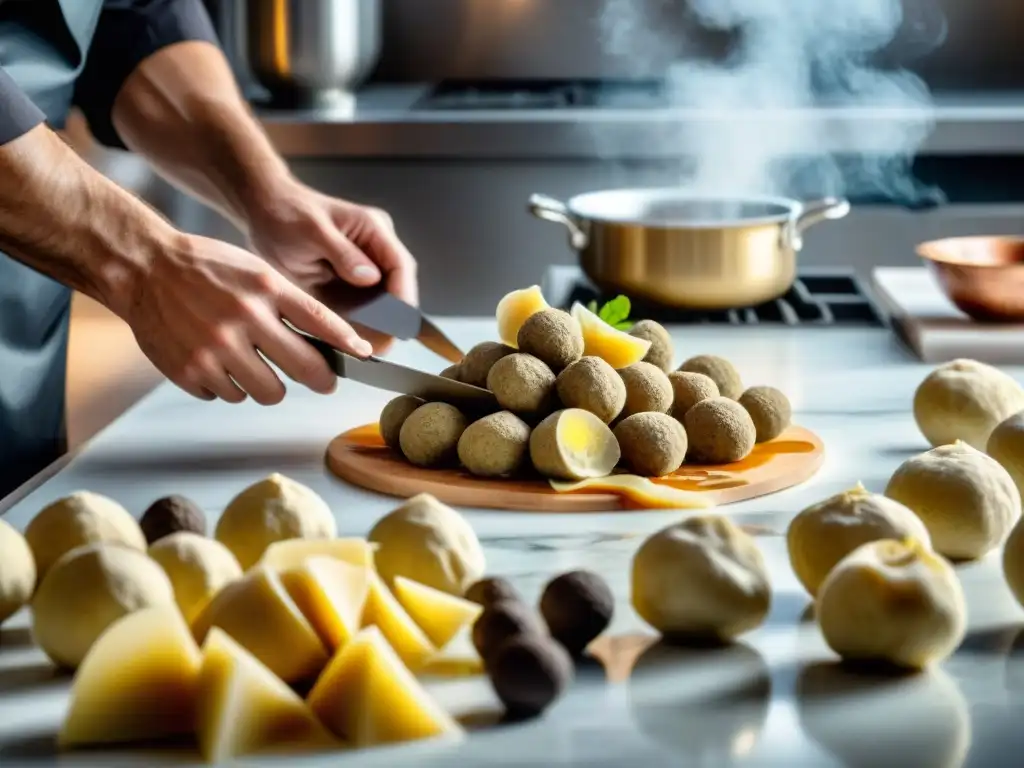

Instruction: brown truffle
[614,412,688,477]
[619,362,674,418]
[140,495,206,545]
[472,598,546,661]
[679,355,744,400]
[487,634,574,718]
[539,570,614,657]
[739,386,793,443]
[457,411,531,477]
[398,402,468,467]
[487,353,556,416]
[555,356,626,424]
[465,576,521,607]
[668,371,720,420]
[379,394,426,451]
[439,364,461,381]
[460,342,514,389]
[629,320,674,372]
[517,309,584,373]
[683,396,757,464]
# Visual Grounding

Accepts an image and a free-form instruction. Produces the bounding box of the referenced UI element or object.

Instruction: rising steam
[597,0,945,204]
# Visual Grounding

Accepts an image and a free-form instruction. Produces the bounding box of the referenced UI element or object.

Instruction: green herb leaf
[613,320,633,331]
[599,295,632,326]
[587,299,599,314]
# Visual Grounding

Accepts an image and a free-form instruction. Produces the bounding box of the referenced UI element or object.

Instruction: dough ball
[487,354,556,416]
[32,543,175,669]
[379,394,425,451]
[556,356,626,424]
[25,491,146,581]
[0,519,35,625]
[368,493,485,595]
[1003,515,1024,610]
[439,364,461,381]
[517,309,584,373]
[139,494,206,545]
[459,341,514,388]
[472,598,546,661]
[613,412,688,477]
[679,355,743,400]
[465,576,521,607]
[215,473,337,570]
[816,538,966,670]
[668,371,720,420]
[457,411,531,477]
[539,570,614,657]
[618,362,673,418]
[629,320,674,372]
[914,358,1024,450]
[787,482,932,597]
[148,532,242,623]
[986,411,1024,500]
[486,634,574,718]
[631,515,771,643]
[885,441,1020,561]
[683,396,756,464]
[398,402,468,467]
[739,386,792,443]
[529,408,621,481]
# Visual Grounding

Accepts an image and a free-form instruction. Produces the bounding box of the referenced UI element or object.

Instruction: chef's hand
[246,180,418,354]
[126,233,372,405]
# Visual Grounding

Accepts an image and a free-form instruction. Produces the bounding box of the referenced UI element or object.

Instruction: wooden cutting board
[325,423,825,512]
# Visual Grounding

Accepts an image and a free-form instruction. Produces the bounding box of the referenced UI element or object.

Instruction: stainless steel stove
[542,266,884,326]
[414,79,672,111]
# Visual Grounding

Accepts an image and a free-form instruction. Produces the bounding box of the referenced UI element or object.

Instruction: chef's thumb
[323,230,381,286]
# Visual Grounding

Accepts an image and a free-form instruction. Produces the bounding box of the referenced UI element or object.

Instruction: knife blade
[301,334,498,412]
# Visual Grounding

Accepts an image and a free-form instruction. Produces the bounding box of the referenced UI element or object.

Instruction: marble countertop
[2,322,1023,766]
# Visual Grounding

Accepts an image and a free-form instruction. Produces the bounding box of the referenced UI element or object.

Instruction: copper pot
[917,236,1024,323]
[528,189,850,310]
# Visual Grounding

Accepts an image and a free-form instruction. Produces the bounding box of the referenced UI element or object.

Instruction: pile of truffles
[378,286,796,483]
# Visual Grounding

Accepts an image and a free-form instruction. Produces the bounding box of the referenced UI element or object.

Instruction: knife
[299,333,498,413]
[312,283,465,364]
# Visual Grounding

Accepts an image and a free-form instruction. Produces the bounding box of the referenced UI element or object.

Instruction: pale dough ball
[368,493,485,596]
[148,532,242,623]
[631,515,771,643]
[885,440,1020,561]
[913,358,1024,450]
[32,543,175,669]
[986,411,1024,500]
[787,482,932,597]
[25,491,145,581]
[0,518,35,625]
[215,473,337,570]
[1004,514,1024,610]
[816,538,966,670]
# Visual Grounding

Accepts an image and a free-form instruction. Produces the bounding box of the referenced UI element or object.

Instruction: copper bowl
[917,236,1024,323]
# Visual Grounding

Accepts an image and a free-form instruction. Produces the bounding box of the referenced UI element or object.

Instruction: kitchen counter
[256,86,1024,159]
[2,322,1024,766]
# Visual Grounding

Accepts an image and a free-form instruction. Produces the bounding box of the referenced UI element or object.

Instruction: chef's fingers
[254,318,338,395]
[277,284,373,359]
[350,206,419,306]
[181,348,247,404]
[317,221,382,287]
[222,343,288,406]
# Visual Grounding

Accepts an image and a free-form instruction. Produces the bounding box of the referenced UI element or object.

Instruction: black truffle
[465,576,521,608]
[487,634,574,718]
[140,495,207,544]
[539,570,614,657]
[471,599,545,661]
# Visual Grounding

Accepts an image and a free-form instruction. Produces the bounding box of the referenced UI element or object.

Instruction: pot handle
[528,194,589,250]
[783,197,851,251]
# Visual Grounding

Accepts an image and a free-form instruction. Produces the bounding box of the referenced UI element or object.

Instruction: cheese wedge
[259,537,377,571]
[392,576,482,649]
[362,572,435,671]
[280,556,371,651]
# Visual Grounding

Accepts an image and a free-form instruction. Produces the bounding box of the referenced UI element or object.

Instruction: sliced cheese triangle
[259,537,376,571]
[280,555,371,651]
[362,572,435,671]
[392,575,482,649]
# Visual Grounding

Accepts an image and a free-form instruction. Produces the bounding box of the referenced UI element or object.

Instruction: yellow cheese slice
[280,556,371,651]
[392,575,482,649]
[361,572,436,671]
[550,474,715,509]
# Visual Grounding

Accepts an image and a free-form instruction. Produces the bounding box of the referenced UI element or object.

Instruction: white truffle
[32,543,176,669]
[24,491,145,581]
[368,493,485,596]
[913,358,1024,450]
[787,482,932,597]
[816,538,966,670]
[885,440,1020,561]
[0,519,35,625]
[148,532,243,623]
[215,473,337,570]
[631,515,771,643]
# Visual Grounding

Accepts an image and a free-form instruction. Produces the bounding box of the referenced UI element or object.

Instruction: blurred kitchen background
[65,0,1024,443]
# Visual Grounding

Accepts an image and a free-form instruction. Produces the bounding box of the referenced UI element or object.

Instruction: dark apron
[0,0,104,497]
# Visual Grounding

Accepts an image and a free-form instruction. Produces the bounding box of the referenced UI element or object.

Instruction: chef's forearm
[0,124,177,316]
[111,41,293,233]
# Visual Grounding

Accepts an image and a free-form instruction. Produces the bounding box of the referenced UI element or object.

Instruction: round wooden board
[325,423,825,512]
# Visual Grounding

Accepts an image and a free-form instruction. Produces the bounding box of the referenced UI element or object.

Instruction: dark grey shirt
[0,0,217,498]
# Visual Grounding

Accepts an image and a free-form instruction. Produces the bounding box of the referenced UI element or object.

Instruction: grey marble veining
[1,322,1023,766]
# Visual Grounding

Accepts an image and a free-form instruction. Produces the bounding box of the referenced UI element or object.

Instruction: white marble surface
[2,322,1024,767]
